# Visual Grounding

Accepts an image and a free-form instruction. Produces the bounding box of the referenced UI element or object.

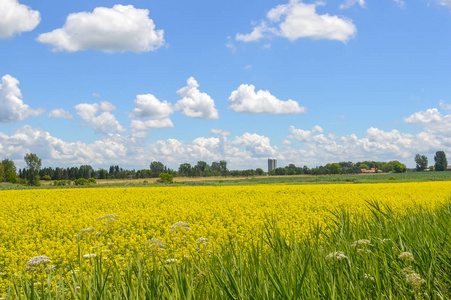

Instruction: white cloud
[130,118,173,130]
[175,77,219,120]
[393,0,406,8]
[48,109,73,119]
[37,5,164,53]
[229,84,306,114]
[75,101,125,133]
[0,74,44,123]
[232,133,278,157]
[0,125,147,168]
[339,0,365,9]
[129,94,173,120]
[236,0,356,43]
[403,108,443,124]
[439,100,451,110]
[129,94,174,132]
[438,0,451,7]
[0,0,40,38]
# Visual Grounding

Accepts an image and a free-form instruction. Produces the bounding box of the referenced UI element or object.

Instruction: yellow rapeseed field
[0,182,450,293]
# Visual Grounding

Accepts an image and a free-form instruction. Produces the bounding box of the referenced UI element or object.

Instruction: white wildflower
[95,232,104,236]
[364,274,374,281]
[325,251,348,261]
[399,252,414,262]
[169,222,190,233]
[80,228,95,233]
[351,239,371,247]
[108,243,115,246]
[83,253,96,258]
[26,256,51,267]
[406,273,426,289]
[45,265,56,271]
[196,237,209,244]
[357,249,372,254]
[381,238,391,243]
[166,258,178,263]
[97,214,119,220]
[101,249,111,253]
[146,238,165,251]
[25,267,36,272]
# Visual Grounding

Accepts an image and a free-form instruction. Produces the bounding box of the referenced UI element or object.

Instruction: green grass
[3,171,451,190]
[6,200,451,299]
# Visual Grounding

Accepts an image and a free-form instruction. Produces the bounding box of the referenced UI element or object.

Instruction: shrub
[87,178,97,184]
[157,173,173,184]
[42,175,52,181]
[74,178,88,186]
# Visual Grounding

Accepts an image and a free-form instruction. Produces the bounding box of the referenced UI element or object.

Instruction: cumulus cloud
[129,94,173,119]
[75,101,125,133]
[129,94,174,131]
[232,133,278,157]
[439,100,451,110]
[0,125,148,167]
[48,109,73,119]
[130,118,174,130]
[228,84,306,114]
[175,77,219,119]
[37,5,164,53]
[403,108,443,124]
[0,74,44,123]
[339,0,365,9]
[0,0,40,38]
[236,0,356,43]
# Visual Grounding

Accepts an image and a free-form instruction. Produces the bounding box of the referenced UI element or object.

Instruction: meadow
[0,182,450,298]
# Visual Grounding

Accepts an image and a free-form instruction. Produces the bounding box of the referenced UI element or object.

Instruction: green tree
[382,161,406,173]
[150,161,165,177]
[414,154,428,171]
[255,168,264,176]
[24,153,42,185]
[326,163,342,174]
[1,159,18,183]
[0,164,4,182]
[358,163,369,170]
[434,151,448,171]
[219,160,228,176]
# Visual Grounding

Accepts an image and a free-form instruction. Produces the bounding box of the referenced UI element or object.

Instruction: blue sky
[1,0,451,170]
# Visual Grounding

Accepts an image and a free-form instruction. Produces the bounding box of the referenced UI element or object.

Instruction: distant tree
[0,164,4,182]
[358,163,369,170]
[6,168,18,183]
[414,154,428,171]
[150,161,165,177]
[434,151,448,171]
[429,165,435,172]
[219,160,228,176]
[255,168,264,175]
[211,162,221,172]
[24,153,42,185]
[382,161,406,173]
[326,163,342,175]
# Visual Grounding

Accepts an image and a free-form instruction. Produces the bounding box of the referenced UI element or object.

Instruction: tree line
[0,151,449,186]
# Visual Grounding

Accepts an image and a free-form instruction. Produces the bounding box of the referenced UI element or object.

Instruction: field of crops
[1,182,451,298]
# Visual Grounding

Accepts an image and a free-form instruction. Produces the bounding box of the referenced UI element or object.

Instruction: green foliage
[24,153,42,185]
[382,161,406,173]
[74,178,88,185]
[389,176,396,180]
[88,178,97,184]
[358,163,369,170]
[434,151,448,171]
[326,163,342,174]
[158,173,173,184]
[7,202,451,299]
[42,175,52,181]
[414,154,428,171]
[53,180,71,186]
[0,164,3,182]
